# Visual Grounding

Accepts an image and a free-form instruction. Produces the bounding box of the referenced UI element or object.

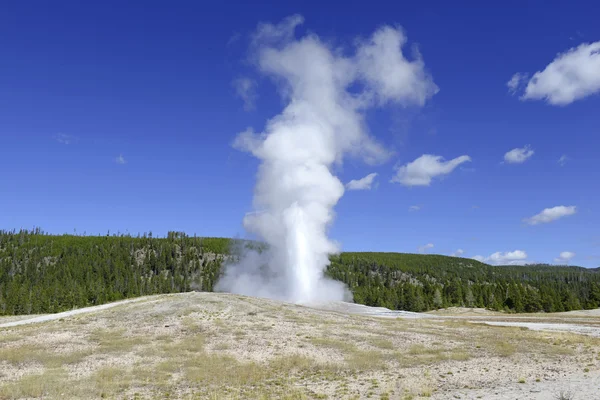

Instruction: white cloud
[391,154,471,186]
[524,205,577,225]
[232,77,258,111]
[558,154,568,166]
[53,133,77,145]
[115,154,126,165]
[409,205,421,212]
[472,250,528,265]
[554,251,575,264]
[451,249,464,257]
[507,73,527,95]
[418,243,434,253]
[346,173,378,190]
[252,14,304,45]
[516,41,600,105]
[355,26,439,106]
[504,145,534,164]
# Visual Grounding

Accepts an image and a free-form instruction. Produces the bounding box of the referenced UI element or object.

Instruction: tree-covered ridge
[0,229,232,315]
[327,252,600,313]
[1,230,599,316]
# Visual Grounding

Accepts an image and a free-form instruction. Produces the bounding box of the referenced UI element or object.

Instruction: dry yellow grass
[0,292,598,399]
[370,338,395,350]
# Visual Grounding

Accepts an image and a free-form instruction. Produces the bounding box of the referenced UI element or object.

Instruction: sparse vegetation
[494,341,517,357]
[370,338,394,350]
[0,291,598,399]
[555,390,575,400]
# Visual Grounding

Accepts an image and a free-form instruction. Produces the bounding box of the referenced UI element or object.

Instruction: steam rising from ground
[215,15,437,304]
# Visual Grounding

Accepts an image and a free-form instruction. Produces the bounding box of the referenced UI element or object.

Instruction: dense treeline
[327,252,600,313]
[1,230,599,315]
[0,229,231,315]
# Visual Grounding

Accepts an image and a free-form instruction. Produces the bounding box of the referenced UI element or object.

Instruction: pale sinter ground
[0,292,599,399]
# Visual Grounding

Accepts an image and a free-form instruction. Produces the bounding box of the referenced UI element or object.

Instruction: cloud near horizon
[473,250,528,265]
[554,251,575,264]
[524,205,577,225]
[346,173,378,190]
[418,243,434,253]
[391,154,471,186]
[451,249,464,257]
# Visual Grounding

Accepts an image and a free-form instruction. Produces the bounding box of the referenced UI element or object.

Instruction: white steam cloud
[215,15,437,304]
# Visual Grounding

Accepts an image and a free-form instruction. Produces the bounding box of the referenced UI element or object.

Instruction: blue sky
[1,0,599,267]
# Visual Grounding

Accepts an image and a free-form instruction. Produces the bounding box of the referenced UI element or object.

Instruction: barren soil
[1,293,599,399]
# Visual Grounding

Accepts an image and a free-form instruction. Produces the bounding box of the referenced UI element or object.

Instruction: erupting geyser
[215,15,437,304]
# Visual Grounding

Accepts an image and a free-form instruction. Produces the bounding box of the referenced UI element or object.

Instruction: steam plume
[215,15,437,304]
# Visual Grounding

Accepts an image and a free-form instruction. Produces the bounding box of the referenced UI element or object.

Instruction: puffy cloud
[472,250,528,266]
[524,205,577,225]
[391,154,471,186]
[451,249,464,257]
[115,154,126,165]
[516,41,600,105]
[558,155,568,166]
[346,173,378,190]
[504,145,534,164]
[554,251,575,264]
[355,26,439,106]
[418,243,434,253]
[409,205,421,212]
[232,78,258,111]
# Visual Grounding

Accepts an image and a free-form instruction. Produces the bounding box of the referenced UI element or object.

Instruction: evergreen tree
[1,230,599,316]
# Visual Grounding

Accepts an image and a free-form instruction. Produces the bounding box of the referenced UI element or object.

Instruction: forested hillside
[0,230,231,315]
[327,253,600,313]
[1,230,599,316]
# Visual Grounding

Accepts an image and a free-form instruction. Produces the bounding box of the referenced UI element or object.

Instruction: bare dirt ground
[0,297,154,329]
[317,303,600,337]
[1,293,599,399]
